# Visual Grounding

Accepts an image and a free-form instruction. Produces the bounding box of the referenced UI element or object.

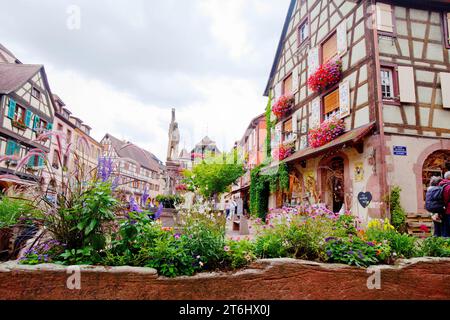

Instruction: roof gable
[264,0,297,96]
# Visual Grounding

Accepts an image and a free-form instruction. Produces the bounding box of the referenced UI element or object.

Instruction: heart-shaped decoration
[358,192,372,208]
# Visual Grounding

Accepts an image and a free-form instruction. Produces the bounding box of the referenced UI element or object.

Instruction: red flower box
[307,60,342,93]
[272,143,294,161]
[272,94,294,119]
[308,117,345,148]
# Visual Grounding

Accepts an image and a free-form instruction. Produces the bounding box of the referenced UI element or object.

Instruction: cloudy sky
[1,0,290,161]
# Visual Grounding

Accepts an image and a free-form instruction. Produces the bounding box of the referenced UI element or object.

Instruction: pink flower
[224,246,230,252]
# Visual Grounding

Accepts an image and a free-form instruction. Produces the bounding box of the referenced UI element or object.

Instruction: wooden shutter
[376,3,394,33]
[311,98,321,129]
[32,115,40,130]
[25,110,32,127]
[339,80,351,118]
[337,20,348,56]
[324,89,340,115]
[283,74,293,95]
[283,118,292,133]
[308,47,319,74]
[38,155,44,167]
[274,82,282,100]
[398,66,417,103]
[6,140,15,155]
[440,72,450,109]
[322,33,338,63]
[7,98,16,119]
[292,67,299,94]
[292,110,300,133]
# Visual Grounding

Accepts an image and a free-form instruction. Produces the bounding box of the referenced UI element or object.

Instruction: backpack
[425,184,448,214]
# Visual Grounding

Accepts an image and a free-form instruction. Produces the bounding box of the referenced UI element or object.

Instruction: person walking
[425,176,444,237]
[439,172,450,237]
[225,200,231,220]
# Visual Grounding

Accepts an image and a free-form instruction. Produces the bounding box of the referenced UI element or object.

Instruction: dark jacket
[439,179,450,215]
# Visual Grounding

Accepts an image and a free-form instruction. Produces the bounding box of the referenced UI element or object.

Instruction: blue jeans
[442,214,450,238]
[434,221,442,237]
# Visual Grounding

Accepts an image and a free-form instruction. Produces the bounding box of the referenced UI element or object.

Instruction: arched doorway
[320,156,345,213]
[422,150,450,200]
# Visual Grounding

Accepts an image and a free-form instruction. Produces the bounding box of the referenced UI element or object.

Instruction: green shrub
[254,215,342,261]
[389,186,407,232]
[155,194,184,208]
[224,240,256,269]
[366,228,417,259]
[45,182,118,251]
[181,211,227,270]
[0,197,39,228]
[324,237,391,267]
[144,234,197,277]
[419,237,450,257]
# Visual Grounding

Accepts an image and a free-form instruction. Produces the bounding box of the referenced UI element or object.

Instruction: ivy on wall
[250,162,290,221]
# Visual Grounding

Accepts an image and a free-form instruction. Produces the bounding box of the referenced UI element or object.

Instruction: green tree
[182,153,244,199]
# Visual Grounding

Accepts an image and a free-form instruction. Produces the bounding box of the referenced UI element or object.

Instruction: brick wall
[1,258,449,300]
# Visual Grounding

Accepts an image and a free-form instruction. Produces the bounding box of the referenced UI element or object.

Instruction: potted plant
[307,60,342,93]
[272,94,294,119]
[308,117,346,148]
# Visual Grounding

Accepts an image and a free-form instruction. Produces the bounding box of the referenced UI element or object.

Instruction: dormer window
[31,87,41,100]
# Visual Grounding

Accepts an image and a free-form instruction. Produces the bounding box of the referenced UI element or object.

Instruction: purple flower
[174,233,181,239]
[129,196,142,213]
[97,156,114,182]
[154,203,163,220]
[141,187,149,207]
[326,250,332,257]
[325,237,336,243]
[366,241,375,247]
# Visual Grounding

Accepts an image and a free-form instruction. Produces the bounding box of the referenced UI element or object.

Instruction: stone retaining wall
[1,258,449,300]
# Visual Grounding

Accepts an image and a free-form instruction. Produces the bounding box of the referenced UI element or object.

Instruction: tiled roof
[105,134,163,172]
[0,63,42,94]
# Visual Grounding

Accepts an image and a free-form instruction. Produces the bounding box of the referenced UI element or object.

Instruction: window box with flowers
[272,94,294,119]
[308,117,345,148]
[12,120,27,130]
[307,60,342,93]
[272,142,295,161]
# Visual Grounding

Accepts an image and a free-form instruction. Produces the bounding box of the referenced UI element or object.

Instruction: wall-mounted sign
[393,146,407,156]
[354,162,364,182]
[358,192,372,208]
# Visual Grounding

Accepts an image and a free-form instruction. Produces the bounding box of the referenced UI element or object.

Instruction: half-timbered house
[264,0,450,224]
[0,57,55,189]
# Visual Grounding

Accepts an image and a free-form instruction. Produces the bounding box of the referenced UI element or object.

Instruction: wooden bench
[231,216,249,235]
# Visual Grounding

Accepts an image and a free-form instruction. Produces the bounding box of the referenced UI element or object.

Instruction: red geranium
[272,94,294,119]
[307,60,342,93]
[175,184,187,192]
[308,117,345,148]
[272,143,294,161]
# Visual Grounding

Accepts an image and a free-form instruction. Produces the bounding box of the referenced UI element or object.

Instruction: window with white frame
[381,68,394,99]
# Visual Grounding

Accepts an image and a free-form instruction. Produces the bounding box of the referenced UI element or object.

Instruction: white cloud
[1,0,291,162]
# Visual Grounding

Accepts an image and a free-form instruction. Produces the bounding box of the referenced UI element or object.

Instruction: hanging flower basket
[272,94,294,119]
[308,117,346,148]
[272,143,295,161]
[307,60,342,93]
